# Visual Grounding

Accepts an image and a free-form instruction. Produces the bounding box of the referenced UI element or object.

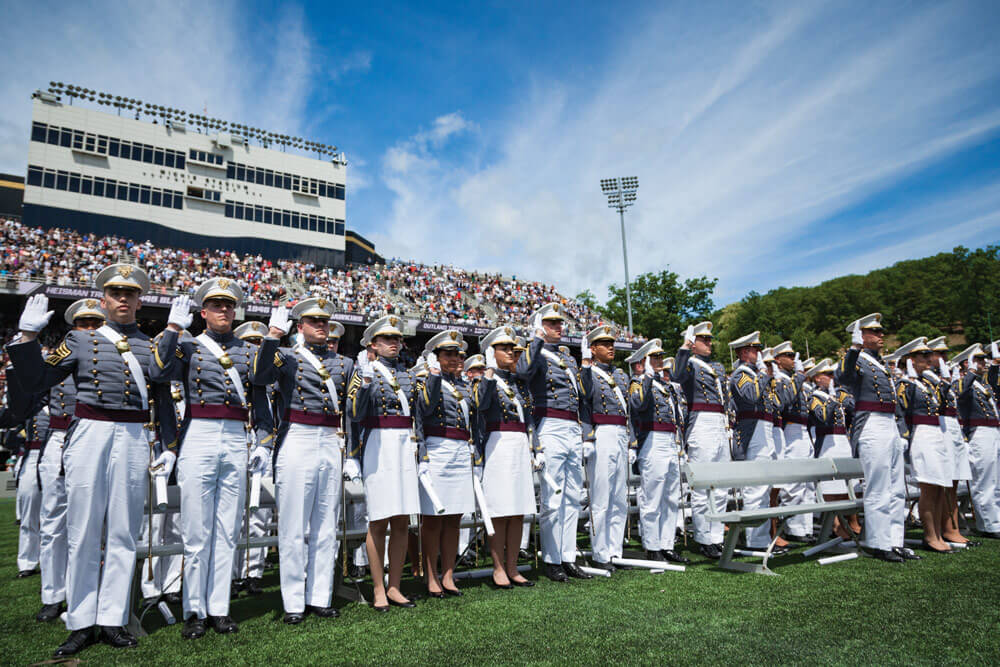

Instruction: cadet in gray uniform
[579,324,632,572]
[151,279,272,639]
[772,342,813,541]
[627,339,690,565]
[14,382,43,579]
[253,298,352,623]
[7,264,160,657]
[346,315,422,610]
[836,313,912,562]
[674,321,731,559]
[35,300,104,622]
[954,343,1000,539]
[516,302,593,582]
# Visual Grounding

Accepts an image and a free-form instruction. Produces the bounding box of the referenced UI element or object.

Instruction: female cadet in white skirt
[896,337,954,553]
[807,359,862,539]
[345,315,421,610]
[474,326,537,588]
[927,337,975,547]
[416,330,477,597]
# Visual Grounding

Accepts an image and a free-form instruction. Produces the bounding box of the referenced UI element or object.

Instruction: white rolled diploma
[541,469,563,510]
[419,470,447,515]
[248,472,262,512]
[472,475,495,536]
[154,474,169,511]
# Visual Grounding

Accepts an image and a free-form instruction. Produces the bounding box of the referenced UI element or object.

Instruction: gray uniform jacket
[956,366,1000,439]
[728,363,775,460]
[808,386,852,456]
[417,372,478,462]
[515,338,586,430]
[836,347,899,453]
[150,328,271,450]
[672,348,732,439]
[472,370,531,441]
[346,356,421,463]
[628,373,684,454]
[579,363,632,444]
[250,337,354,451]
[897,375,941,444]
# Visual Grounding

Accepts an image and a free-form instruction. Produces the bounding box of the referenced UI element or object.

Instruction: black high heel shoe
[442,587,463,597]
[491,577,514,590]
[920,541,954,554]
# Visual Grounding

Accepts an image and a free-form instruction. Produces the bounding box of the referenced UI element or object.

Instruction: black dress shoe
[919,541,954,554]
[869,548,904,562]
[698,543,721,560]
[442,587,463,597]
[16,569,37,578]
[544,563,568,582]
[978,531,1000,539]
[785,534,816,544]
[99,625,138,648]
[893,547,922,561]
[591,560,616,572]
[964,540,982,548]
[645,550,667,562]
[389,597,417,607]
[232,578,245,593]
[164,592,182,604]
[245,577,263,595]
[307,605,340,618]
[518,549,531,560]
[348,564,366,579]
[661,550,691,565]
[283,612,304,624]
[36,602,64,622]
[562,562,593,579]
[769,546,790,556]
[182,617,207,639]
[511,579,535,587]
[208,615,239,634]
[53,628,96,657]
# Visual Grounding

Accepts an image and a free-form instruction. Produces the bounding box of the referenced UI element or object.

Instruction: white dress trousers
[856,413,907,550]
[743,421,777,549]
[275,423,343,613]
[967,426,1000,533]
[535,417,584,564]
[686,412,730,546]
[779,423,814,537]
[16,448,42,572]
[482,430,537,517]
[38,431,68,604]
[637,431,682,551]
[817,434,853,496]
[362,428,420,522]
[140,509,182,598]
[585,423,629,563]
[234,456,272,581]
[176,418,247,620]
[62,418,147,630]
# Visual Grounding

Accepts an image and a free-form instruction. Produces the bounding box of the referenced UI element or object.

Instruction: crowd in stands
[0,217,642,343]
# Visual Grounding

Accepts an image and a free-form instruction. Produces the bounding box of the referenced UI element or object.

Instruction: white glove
[18,294,54,333]
[167,295,193,330]
[356,350,374,379]
[755,353,767,373]
[152,449,177,477]
[343,458,361,481]
[769,362,778,375]
[532,453,545,470]
[532,313,544,338]
[906,359,917,378]
[248,445,270,473]
[582,441,595,461]
[938,357,950,380]
[426,351,440,373]
[683,325,695,345]
[851,321,863,346]
[829,379,836,392]
[485,346,498,369]
[268,305,292,335]
[643,356,654,377]
[794,353,803,373]
[581,344,592,361]
[628,449,637,465]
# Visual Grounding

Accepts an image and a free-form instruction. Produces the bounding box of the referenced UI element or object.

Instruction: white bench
[683,457,864,574]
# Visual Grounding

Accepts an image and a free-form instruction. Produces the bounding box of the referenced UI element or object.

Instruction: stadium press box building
[23,93,349,266]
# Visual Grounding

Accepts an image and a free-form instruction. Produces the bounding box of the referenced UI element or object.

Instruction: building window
[27,166,42,186]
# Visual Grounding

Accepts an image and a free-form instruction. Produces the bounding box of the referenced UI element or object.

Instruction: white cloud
[0,0,318,174]
[328,50,373,81]
[373,1,1000,305]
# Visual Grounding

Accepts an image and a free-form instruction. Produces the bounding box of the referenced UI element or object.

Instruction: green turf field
[1,497,998,666]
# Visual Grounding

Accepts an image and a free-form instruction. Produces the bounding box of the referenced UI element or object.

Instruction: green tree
[600,270,717,349]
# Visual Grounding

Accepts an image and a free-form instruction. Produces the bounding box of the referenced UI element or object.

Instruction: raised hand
[851,321,863,348]
[794,352,803,373]
[18,294,54,333]
[426,351,441,374]
[167,294,193,331]
[268,305,292,337]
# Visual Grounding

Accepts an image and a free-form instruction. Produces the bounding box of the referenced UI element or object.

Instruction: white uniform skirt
[943,416,972,481]
[481,430,537,518]
[910,422,951,488]
[817,433,853,495]
[419,436,475,516]
[363,428,420,522]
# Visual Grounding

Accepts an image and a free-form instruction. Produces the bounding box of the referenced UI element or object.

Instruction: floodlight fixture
[599,175,640,335]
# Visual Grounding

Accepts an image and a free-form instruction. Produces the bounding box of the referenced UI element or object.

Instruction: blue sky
[2,0,1000,306]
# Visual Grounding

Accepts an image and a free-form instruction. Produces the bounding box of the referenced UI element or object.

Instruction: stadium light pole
[600,176,638,335]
